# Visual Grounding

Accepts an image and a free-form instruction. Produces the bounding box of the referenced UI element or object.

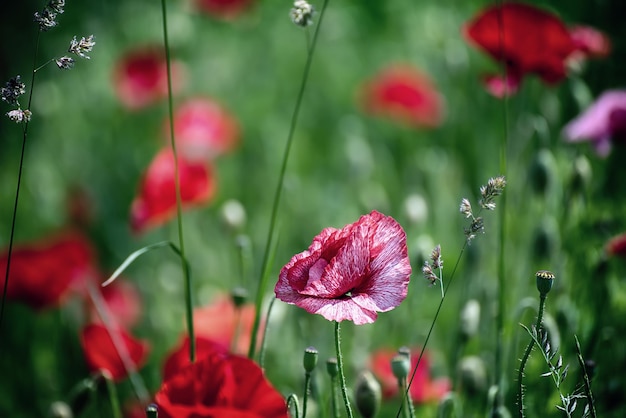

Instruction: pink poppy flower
[0,231,97,310]
[463,2,576,96]
[113,46,185,110]
[359,64,444,128]
[155,346,288,418]
[562,90,626,157]
[88,280,143,329]
[569,25,612,60]
[80,323,150,382]
[370,348,450,403]
[130,148,217,233]
[165,98,239,161]
[193,294,260,355]
[606,232,626,258]
[162,336,228,381]
[194,0,254,20]
[275,211,412,325]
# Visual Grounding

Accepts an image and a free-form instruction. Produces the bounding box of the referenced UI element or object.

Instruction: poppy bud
[536,270,555,297]
[532,217,559,261]
[146,403,158,418]
[458,356,487,395]
[528,149,556,195]
[460,299,480,340]
[326,357,339,378]
[303,346,318,374]
[391,354,410,382]
[48,401,73,418]
[355,371,381,418]
[569,155,592,196]
[230,287,248,308]
[221,199,246,231]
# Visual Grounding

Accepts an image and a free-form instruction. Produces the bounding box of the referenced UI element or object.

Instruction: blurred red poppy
[165,97,239,161]
[80,323,150,382]
[193,294,259,355]
[155,345,288,418]
[194,0,254,20]
[569,25,612,60]
[113,46,185,110]
[463,2,576,95]
[360,64,444,128]
[370,348,450,403]
[162,336,228,381]
[275,211,412,325]
[130,148,217,233]
[89,280,143,329]
[606,233,626,258]
[0,231,96,310]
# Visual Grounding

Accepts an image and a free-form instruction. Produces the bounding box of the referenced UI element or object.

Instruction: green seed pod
[391,354,410,381]
[536,270,555,297]
[230,287,248,308]
[326,357,339,378]
[355,371,381,418]
[303,346,318,374]
[528,149,556,195]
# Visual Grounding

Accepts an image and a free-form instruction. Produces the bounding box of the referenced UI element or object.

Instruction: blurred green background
[1,0,626,416]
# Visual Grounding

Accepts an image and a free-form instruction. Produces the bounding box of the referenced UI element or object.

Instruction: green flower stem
[398,380,414,418]
[258,296,277,369]
[103,372,122,418]
[334,321,354,418]
[160,0,194,363]
[248,0,330,360]
[0,30,41,344]
[329,367,340,418]
[287,394,301,418]
[517,294,547,418]
[575,335,597,418]
[303,372,312,418]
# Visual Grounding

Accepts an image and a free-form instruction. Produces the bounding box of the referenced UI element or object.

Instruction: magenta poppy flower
[165,98,239,161]
[359,64,444,129]
[155,346,288,418]
[0,231,97,310]
[80,324,150,382]
[194,0,254,20]
[130,148,217,233]
[275,211,412,325]
[463,2,576,96]
[113,46,185,110]
[563,90,626,157]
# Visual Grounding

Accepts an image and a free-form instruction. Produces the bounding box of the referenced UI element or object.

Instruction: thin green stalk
[103,372,122,418]
[287,394,301,418]
[160,0,194,363]
[303,372,312,418]
[517,295,547,418]
[575,335,597,418]
[0,30,41,343]
[328,360,341,418]
[248,0,330,359]
[258,296,277,369]
[334,321,354,418]
[398,380,414,418]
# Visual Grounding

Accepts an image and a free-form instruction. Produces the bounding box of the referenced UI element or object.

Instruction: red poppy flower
[166,98,239,161]
[155,346,288,418]
[113,46,185,110]
[194,0,254,20]
[360,64,444,128]
[0,231,96,310]
[275,211,412,325]
[463,2,576,95]
[80,323,150,382]
[89,280,143,329]
[192,294,260,355]
[130,148,217,233]
[162,336,228,381]
[606,232,626,258]
[370,348,450,403]
[569,25,611,60]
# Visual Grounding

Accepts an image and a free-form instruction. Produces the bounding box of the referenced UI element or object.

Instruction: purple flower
[563,90,626,157]
[275,211,412,325]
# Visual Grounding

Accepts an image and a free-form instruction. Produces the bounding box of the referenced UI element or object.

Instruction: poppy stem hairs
[335,321,355,418]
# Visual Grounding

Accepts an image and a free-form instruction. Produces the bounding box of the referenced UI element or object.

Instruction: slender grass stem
[334,321,354,418]
[248,0,331,359]
[398,380,413,418]
[516,295,547,418]
[160,0,194,363]
[0,29,41,343]
[575,335,597,418]
[258,296,277,369]
[103,372,122,418]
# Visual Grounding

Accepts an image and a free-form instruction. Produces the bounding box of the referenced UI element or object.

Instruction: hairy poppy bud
[536,270,555,297]
[326,357,339,378]
[303,346,318,374]
[355,371,381,418]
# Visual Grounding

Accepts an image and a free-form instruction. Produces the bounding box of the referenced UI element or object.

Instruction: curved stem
[248,0,331,359]
[287,393,301,418]
[160,0,194,363]
[517,295,546,418]
[334,321,354,418]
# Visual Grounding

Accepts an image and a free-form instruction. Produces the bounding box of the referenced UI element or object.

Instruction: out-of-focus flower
[155,346,288,418]
[0,231,96,310]
[290,0,315,27]
[89,280,143,329]
[80,324,150,382]
[275,211,412,325]
[569,25,611,60]
[162,336,228,381]
[563,90,626,157]
[113,46,185,110]
[194,0,254,20]
[359,64,444,128]
[606,232,626,258]
[370,348,451,403]
[463,2,576,96]
[193,294,259,354]
[130,148,217,233]
[166,97,239,161]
